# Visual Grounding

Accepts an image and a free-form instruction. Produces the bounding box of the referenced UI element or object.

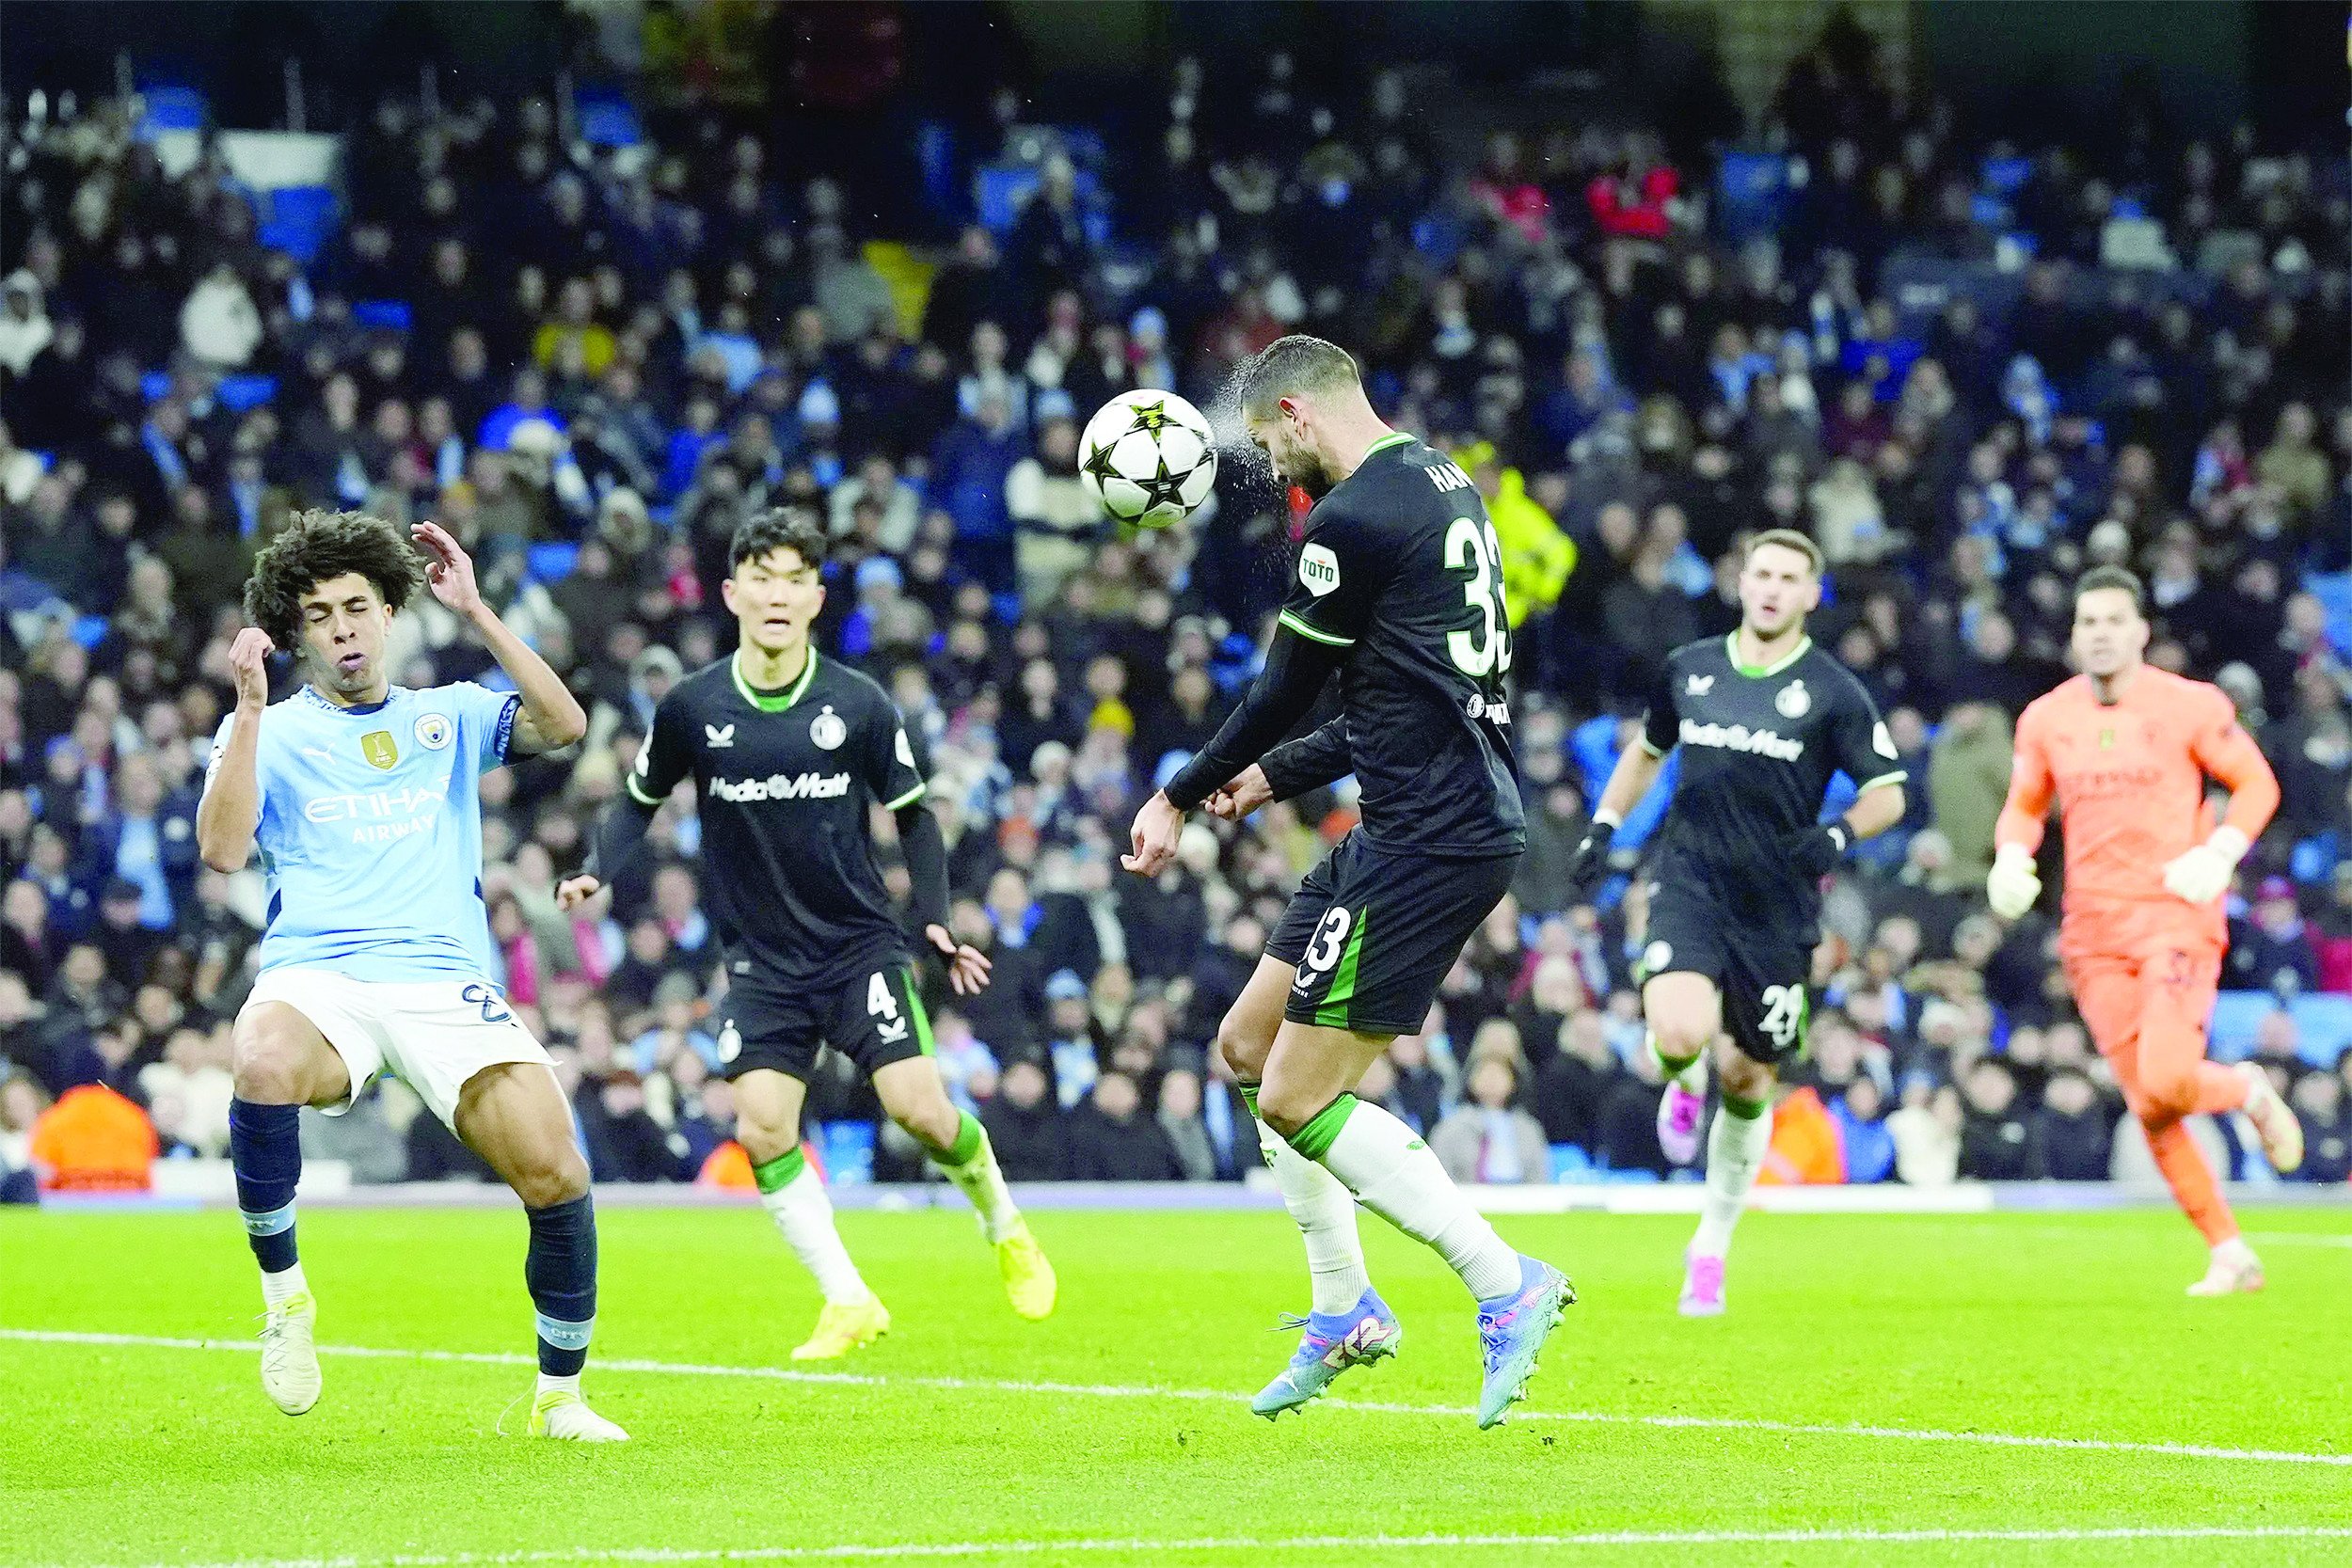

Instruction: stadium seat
[2206,991,2352,1067]
[526,543,580,585]
[215,375,278,414]
[72,614,109,649]
[818,1121,877,1186]
[135,86,207,138]
[262,185,339,265]
[139,372,172,404]
[572,88,644,150]
[2304,572,2352,656]
[1549,1144,1595,1181]
[351,301,413,334]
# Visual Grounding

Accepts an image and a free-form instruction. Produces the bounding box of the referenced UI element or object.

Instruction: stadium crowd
[2,20,2350,1199]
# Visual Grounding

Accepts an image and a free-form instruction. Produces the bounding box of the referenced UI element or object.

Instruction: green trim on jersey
[625,770,663,806]
[882,782,928,811]
[1726,632,1813,680]
[732,647,819,713]
[1288,1092,1360,1162]
[1278,610,1355,647]
[1359,431,1414,461]
[904,967,935,1056]
[1854,769,1909,793]
[1313,907,1371,1028]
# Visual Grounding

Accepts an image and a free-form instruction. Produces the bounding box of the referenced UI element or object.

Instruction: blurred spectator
[982,1058,1067,1181]
[1064,1069,1183,1180]
[1432,1047,1549,1185]
[2290,1071,2351,1184]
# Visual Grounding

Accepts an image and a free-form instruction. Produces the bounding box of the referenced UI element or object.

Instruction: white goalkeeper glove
[1986,844,2041,920]
[2161,827,2249,908]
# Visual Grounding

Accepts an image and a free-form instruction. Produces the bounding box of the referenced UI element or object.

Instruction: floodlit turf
[5,1202,2352,1567]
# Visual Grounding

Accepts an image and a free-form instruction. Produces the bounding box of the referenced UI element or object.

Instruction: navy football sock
[230,1099,303,1275]
[525,1194,598,1377]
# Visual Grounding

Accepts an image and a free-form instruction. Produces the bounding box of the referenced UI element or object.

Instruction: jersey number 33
[1443,516,1513,678]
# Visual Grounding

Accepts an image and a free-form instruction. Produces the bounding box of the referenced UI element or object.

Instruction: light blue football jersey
[208,682,520,983]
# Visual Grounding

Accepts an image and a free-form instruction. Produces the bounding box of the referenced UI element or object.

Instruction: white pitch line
[32,1526,2352,1568]
[6,1327,2348,1470]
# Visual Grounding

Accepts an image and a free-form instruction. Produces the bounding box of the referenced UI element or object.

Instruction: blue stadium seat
[2304,573,2352,656]
[72,615,109,650]
[526,543,580,585]
[2207,991,2352,1067]
[1549,1144,1594,1181]
[1715,150,1789,242]
[573,88,644,150]
[135,86,207,137]
[139,372,172,404]
[351,301,413,334]
[818,1121,877,1186]
[215,375,278,414]
[262,186,340,265]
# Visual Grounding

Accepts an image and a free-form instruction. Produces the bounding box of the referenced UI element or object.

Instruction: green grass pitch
[5,1203,2351,1567]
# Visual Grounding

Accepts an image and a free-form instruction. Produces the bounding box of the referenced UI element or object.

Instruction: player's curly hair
[243,509,424,652]
[729,507,830,574]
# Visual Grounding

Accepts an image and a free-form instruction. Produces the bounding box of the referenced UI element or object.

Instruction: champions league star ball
[1078,389,1218,529]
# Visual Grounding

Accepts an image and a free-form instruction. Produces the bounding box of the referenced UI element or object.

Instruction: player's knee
[885,1090,960,1149]
[230,1025,311,1105]
[735,1117,800,1167]
[1216,1012,1274,1084]
[514,1148,591,1211]
[1717,1052,1775,1103]
[1648,1016,1714,1064]
[1253,1084,1318,1140]
[2137,1063,2199,1122]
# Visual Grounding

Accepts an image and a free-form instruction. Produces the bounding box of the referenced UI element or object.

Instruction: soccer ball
[1078,389,1218,530]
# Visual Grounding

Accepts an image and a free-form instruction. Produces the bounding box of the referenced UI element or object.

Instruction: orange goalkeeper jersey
[1995,667,2279,960]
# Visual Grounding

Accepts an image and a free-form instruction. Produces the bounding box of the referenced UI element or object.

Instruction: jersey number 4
[1443,517,1513,678]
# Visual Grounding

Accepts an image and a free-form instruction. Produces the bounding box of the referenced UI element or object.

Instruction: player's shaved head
[1235,335,1362,420]
[1236,335,1381,499]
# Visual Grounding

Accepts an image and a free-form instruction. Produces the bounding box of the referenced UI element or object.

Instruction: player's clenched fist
[555,874,603,912]
[1203,765,1273,822]
[1985,844,2041,920]
[230,627,276,712]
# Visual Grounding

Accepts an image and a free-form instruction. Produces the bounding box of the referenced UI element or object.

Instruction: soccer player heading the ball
[1129,335,1569,1430]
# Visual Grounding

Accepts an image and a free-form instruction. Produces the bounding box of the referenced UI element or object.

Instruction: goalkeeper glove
[2161,826,2249,908]
[1986,844,2042,920]
[1565,816,1617,898]
[1780,820,1851,879]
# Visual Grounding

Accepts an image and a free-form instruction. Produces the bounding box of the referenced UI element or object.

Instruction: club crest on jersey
[1643,940,1674,975]
[360,731,399,770]
[717,1019,741,1064]
[413,713,453,752]
[1298,543,1342,597]
[1774,680,1811,719]
[810,706,848,751]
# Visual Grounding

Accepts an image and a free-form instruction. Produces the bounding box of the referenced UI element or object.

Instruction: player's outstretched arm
[1129,626,1346,873]
[1208,716,1351,820]
[196,627,274,873]
[412,521,587,755]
